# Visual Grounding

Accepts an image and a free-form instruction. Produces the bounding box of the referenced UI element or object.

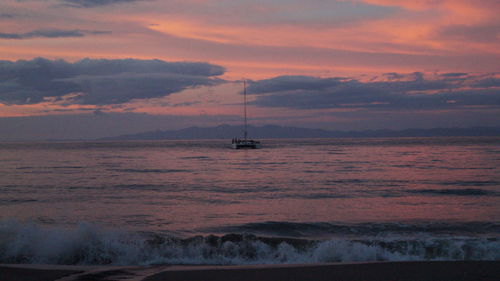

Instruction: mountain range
[100,125,500,140]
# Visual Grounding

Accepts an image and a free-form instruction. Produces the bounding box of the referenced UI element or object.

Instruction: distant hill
[100,125,500,140]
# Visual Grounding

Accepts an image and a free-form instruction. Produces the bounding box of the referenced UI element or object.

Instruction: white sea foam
[1,220,499,265]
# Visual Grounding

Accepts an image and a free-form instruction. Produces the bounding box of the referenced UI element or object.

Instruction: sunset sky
[0,0,499,140]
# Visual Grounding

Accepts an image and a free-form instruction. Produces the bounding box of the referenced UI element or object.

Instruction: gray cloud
[0,29,110,39]
[247,73,500,110]
[438,23,500,42]
[0,57,225,105]
[472,77,500,88]
[247,76,346,94]
[382,72,405,80]
[0,13,14,19]
[439,73,468,78]
[61,0,143,8]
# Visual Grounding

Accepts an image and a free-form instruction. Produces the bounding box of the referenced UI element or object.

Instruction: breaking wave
[0,220,498,265]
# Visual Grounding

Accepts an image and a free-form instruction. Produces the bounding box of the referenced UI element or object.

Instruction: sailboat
[232,80,261,149]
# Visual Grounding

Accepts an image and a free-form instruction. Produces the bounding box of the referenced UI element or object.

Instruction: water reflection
[0,138,499,235]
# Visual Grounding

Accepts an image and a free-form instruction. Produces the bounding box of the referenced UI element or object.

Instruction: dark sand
[1,261,499,281]
[0,265,81,281]
[144,261,500,281]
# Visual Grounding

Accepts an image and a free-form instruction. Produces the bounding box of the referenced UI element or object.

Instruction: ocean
[0,137,499,265]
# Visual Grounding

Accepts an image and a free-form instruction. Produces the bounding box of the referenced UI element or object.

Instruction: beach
[1,261,500,281]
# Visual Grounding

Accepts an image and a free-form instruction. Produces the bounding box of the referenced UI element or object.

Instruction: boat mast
[244,79,248,140]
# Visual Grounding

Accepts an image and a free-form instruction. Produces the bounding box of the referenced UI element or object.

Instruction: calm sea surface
[0,137,499,265]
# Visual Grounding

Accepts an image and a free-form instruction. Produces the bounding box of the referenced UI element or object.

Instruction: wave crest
[0,220,498,265]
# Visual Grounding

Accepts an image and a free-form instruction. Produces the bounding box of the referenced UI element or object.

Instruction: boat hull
[232,142,261,149]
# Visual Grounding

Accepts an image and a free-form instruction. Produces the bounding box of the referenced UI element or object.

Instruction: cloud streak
[61,0,144,8]
[0,58,225,105]
[0,29,110,39]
